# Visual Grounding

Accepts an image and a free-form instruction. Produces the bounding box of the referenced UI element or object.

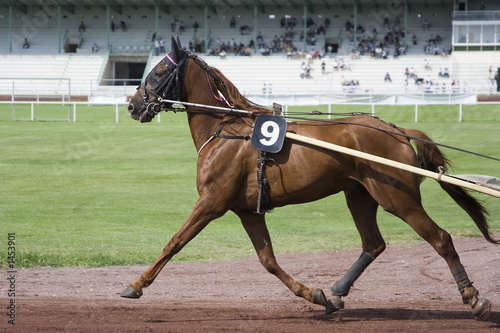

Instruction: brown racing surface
[2,237,499,332]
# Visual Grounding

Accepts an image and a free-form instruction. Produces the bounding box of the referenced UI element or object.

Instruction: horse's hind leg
[331,186,386,299]
[236,211,339,314]
[389,201,491,321]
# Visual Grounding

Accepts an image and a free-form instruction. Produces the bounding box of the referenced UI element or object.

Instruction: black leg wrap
[451,263,469,283]
[451,263,473,304]
[331,252,374,296]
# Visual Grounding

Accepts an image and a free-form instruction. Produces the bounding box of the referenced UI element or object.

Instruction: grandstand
[0,0,499,104]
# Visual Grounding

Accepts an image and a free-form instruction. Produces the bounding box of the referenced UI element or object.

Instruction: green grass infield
[1,103,499,267]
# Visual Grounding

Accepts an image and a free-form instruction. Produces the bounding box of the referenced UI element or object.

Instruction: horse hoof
[312,288,341,314]
[472,298,491,321]
[330,295,345,310]
[120,286,142,299]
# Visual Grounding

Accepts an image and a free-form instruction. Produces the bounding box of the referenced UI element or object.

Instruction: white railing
[3,100,500,123]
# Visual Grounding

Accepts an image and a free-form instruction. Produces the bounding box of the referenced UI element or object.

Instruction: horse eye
[155,65,167,77]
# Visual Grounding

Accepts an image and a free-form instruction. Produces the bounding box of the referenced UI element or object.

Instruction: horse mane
[209,66,271,116]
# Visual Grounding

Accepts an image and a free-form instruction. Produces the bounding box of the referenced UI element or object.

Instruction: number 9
[259,121,280,146]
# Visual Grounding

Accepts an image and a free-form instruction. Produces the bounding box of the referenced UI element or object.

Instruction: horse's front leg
[236,211,340,314]
[121,198,226,298]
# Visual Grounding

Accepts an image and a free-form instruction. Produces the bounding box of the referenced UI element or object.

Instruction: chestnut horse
[123,37,497,320]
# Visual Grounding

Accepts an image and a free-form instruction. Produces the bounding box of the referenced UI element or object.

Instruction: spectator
[412,33,417,45]
[230,17,236,28]
[171,17,178,32]
[22,38,30,49]
[151,32,156,42]
[78,21,85,32]
[175,20,181,35]
[424,59,431,71]
[120,21,127,32]
[423,19,429,30]
[154,39,160,56]
[193,21,199,32]
[384,72,392,82]
[300,65,312,79]
[324,17,330,29]
[495,71,500,92]
[111,21,115,32]
[159,38,165,53]
[240,25,250,35]
[383,15,390,27]
[345,20,352,31]
[409,67,416,78]
[91,43,98,53]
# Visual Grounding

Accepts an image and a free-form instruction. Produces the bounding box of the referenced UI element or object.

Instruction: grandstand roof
[0,0,455,9]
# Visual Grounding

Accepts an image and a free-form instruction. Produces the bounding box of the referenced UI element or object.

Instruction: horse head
[128,36,189,123]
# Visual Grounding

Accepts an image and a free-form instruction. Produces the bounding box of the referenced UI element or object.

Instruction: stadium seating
[0,3,498,101]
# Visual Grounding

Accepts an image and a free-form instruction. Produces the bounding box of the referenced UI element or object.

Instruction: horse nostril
[127,104,135,112]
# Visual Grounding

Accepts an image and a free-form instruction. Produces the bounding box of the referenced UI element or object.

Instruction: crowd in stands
[41,10,450,62]
[423,33,450,57]
[341,76,360,90]
[205,14,335,59]
[350,17,407,60]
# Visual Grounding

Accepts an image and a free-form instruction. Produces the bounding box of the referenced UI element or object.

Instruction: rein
[157,98,253,116]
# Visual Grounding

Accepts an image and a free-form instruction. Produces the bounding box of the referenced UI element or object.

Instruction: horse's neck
[187,112,223,153]
[183,59,236,152]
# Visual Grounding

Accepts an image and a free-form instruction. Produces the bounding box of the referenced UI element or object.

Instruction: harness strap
[255,151,275,214]
[197,123,251,156]
[214,123,251,141]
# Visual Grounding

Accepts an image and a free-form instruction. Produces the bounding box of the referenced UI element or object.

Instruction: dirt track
[2,237,499,332]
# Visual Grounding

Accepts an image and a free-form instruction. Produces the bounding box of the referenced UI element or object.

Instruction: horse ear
[170,36,182,58]
[170,36,178,52]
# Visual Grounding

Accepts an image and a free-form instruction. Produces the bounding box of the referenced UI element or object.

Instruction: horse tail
[402,128,499,245]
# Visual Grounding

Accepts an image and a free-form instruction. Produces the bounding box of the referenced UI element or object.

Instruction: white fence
[2,100,500,123]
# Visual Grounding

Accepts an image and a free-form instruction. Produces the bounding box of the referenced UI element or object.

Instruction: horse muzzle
[127,101,150,123]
